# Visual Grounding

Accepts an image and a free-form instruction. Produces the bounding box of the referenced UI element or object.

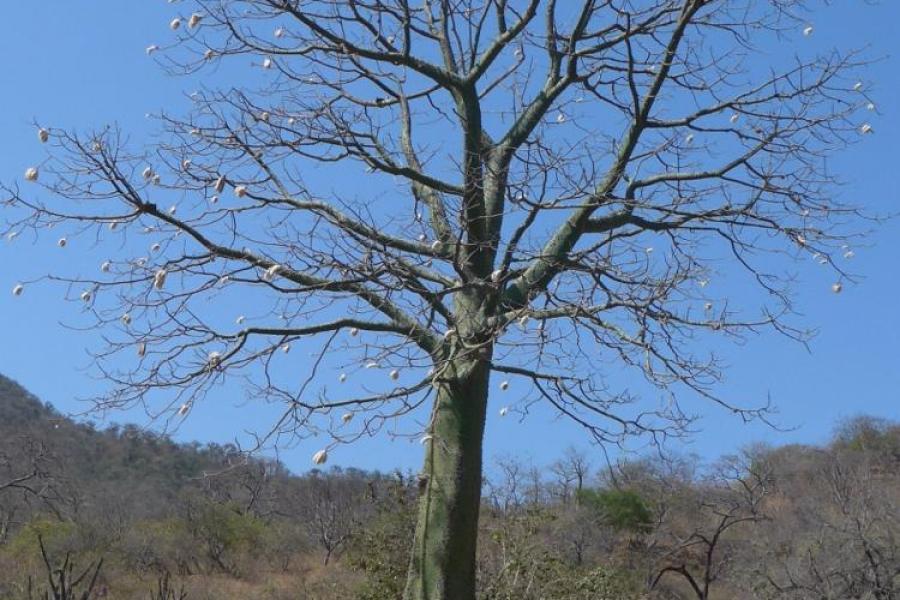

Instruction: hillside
[1,373,899,599]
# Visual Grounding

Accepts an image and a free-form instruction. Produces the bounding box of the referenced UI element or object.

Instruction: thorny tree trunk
[405,356,491,600]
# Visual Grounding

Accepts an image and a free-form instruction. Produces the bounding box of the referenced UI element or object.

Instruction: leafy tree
[3,1,875,597]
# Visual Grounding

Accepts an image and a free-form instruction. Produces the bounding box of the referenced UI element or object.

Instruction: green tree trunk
[404,357,490,600]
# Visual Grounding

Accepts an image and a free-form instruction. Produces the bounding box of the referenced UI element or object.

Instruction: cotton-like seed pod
[263,264,281,281]
[100,261,111,273]
[490,269,502,283]
[274,27,285,38]
[685,133,694,144]
[499,380,509,391]
[349,327,359,337]
[389,369,400,381]
[24,167,39,182]
[556,113,566,124]
[259,111,270,122]
[188,13,202,28]
[170,17,181,30]
[853,82,863,91]
[153,269,167,290]
[204,49,214,60]
[281,343,291,354]
[137,342,146,357]
[235,315,245,325]
[208,351,222,367]
[802,25,813,36]
[57,237,67,248]
[92,141,102,152]
[262,57,273,69]
[517,315,529,328]
[860,123,873,134]
[339,373,347,383]
[234,185,247,198]
[287,117,296,125]
[108,221,119,231]
[178,403,190,416]
[80,290,91,303]
[38,128,49,143]
[312,449,328,465]
[168,205,176,215]
[729,113,740,124]
[430,240,441,251]
[443,328,456,339]
[645,247,654,253]
[513,47,523,59]
[210,195,219,204]
[843,250,855,259]
[142,166,154,180]
[121,313,132,326]
[153,174,162,186]
[214,175,226,193]
[420,434,433,444]
[135,257,147,267]
[867,102,876,111]
[418,233,427,242]
[146,45,159,55]
[831,282,842,294]
[365,361,378,369]
[181,159,192,170]
[12,284,24,296]
[7,231,18,241]
[499,407,509,417]
[341,412,353,423]
[704,302,713,312]
[151,243,161,253]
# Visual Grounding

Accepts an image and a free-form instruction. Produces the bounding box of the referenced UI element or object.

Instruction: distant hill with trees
[1,373,899,599]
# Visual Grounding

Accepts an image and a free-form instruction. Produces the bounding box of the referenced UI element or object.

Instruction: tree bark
[404,356,490,600]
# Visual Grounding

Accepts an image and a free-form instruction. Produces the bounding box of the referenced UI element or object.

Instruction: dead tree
[2,1,876,598]
[29,535,103,600]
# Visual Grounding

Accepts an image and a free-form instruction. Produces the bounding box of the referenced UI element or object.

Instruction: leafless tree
[2,0,875,597]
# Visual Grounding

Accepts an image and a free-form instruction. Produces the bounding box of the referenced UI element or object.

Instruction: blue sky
[1,1,898,477]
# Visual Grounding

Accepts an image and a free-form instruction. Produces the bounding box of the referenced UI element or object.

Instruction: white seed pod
[12,284,24,296]
[24,167,39,182]
[443,328,456,340]
[860,123,873,134]
[153,268,167,290]
[339,373,347,383]
[121,313,132,326]
[38,128,49,143]
[259,111,270,122]
[92,141,102,152]
[853,81,863,91]
[365,361,378,369]
[517,315,529,329]
[135,257,148,267]
[188,13,202,28]
[262,57,273,69]
[98,259,112,274]
[214,175,226,193]
[235,315,245,325]
[499,406,509,417]
[499,380,509,391]
[217,276,230,286]
[181,158,192,170]
[274,27,285,38]
[389,369,400,381]
[419,434,434,444]
[204,49,214,60]
[234,185,247,198]
[151,242,161,253]
[704,302,713,312]
[802,25,813,36]
[146,45,159,55]
[418,233,427,242]
[137,342,146,357]
[867,102,876,111]
[207,351,222,367]
[341,412,353,423]
[513,47,523,59]
[312,449,328,465]
[210,195,219,204]
[153,174,162,186]
[142,166,154,180]
[490,269,503,283]
[556,113,566,123]
[831,282,843,294]
[843,250,855,259]
[685,133,694,145]
[178,403,190,416]
[729,113,740,124]
[698,279,709,288]
[281,343,291,354]
[349,327,359,337]
[430,240,441,251]
[57,237,67,248]
[7,231,18,241]
[108,221,119,231]
[645,246,654,253]
[170,17,182,30]
[80,290,92,303]
[263,264,282,281]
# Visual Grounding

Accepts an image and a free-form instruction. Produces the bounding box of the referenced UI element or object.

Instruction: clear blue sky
[1,1,898,476]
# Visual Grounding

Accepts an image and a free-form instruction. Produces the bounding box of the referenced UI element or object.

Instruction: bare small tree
[3,1,874,597]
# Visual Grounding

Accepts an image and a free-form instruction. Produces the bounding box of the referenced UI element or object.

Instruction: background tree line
[2,373,897,599]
